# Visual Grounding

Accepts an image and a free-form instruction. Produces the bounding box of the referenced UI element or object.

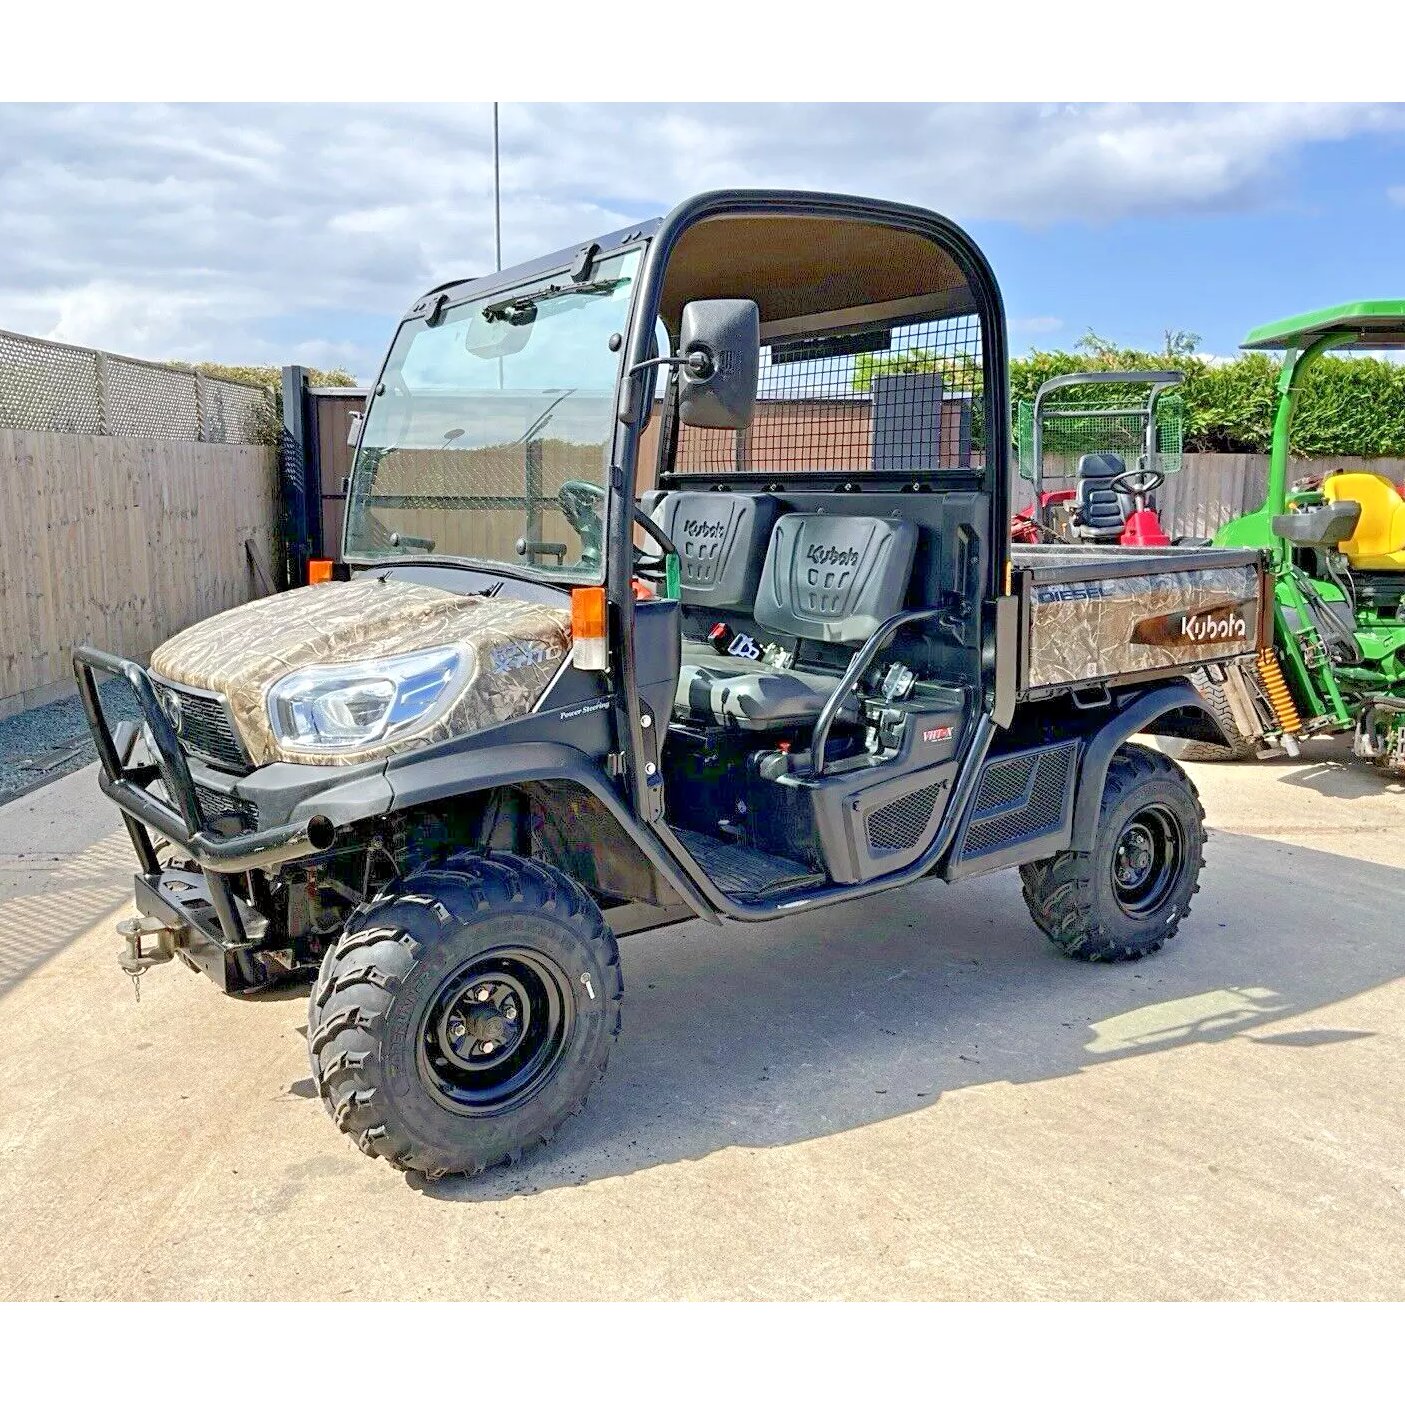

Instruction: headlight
[267,645,470,754]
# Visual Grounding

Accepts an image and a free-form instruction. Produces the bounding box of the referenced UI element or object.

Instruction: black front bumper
[74,646,337,989]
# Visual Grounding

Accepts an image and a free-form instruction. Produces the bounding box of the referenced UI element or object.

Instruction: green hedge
[859,343,1405,457]
[1010,347,1405,456]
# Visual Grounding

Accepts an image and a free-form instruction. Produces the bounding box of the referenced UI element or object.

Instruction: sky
[1,101,1404,380]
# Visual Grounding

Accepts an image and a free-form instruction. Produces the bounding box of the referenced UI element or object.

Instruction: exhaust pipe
[187,813,338,872]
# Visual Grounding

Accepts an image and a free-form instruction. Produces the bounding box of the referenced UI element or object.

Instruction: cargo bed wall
[1013,545,1264,693]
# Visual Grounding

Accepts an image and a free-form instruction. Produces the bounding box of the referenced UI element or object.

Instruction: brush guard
[73,645,336,991]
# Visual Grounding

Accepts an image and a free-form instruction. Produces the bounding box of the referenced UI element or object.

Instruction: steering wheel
[558,480,606,569]
[556,480,680,583]
[1109,467,1165,500]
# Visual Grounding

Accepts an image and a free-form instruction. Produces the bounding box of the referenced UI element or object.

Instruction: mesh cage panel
[674,314,981,477]
[1016,394,1184,482]
[0,326,269,442]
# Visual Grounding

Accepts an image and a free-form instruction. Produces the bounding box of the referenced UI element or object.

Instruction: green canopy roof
[1241,300,1405,352]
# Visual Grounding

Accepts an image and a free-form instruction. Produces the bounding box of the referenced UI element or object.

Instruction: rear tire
[308,852,621,1179]
[1020,743,1205,962]
[1151,668,1258,762]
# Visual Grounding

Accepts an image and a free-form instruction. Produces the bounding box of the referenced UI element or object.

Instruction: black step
[674,829,823,899]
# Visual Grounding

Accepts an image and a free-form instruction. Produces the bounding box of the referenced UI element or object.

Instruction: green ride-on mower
[1159,303,1405,773]
[1010,370,1186,548]
[75,190,1264,1180]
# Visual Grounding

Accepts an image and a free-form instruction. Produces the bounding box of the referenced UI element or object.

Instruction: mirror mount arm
[627,350,714,380]
[617,350,714,425]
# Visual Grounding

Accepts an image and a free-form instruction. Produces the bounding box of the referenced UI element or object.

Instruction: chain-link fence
[0,325,271,443]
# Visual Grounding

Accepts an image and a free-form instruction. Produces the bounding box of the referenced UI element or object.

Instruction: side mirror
[676,299,760,430]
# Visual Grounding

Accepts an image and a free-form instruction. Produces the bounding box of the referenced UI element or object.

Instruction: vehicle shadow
[418,826,1403,1202]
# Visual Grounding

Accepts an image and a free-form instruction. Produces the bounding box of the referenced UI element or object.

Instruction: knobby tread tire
[1153,668,1258,763]
[1019,743,1206,963]
[307,852,621,1179]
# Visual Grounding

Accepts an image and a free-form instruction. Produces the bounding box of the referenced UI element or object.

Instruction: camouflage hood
[149,577,571,766]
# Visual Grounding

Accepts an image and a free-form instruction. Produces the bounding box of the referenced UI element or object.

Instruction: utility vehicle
[1011,370,1185,548]
[77,190,1264,1179]
[1156,304,1405,772]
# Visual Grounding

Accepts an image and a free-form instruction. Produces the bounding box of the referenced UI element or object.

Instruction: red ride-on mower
[1011,370,1184,546]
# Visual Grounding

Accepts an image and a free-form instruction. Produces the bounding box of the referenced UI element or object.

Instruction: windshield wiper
[483,277,628,325]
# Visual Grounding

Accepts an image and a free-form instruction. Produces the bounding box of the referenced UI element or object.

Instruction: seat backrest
[1324,472,1405,562]
[754,513,918,644]
[650,492,780,608]
[1075,453,1132,534]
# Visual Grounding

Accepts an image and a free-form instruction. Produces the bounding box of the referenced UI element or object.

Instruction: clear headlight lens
[267,645,469,753]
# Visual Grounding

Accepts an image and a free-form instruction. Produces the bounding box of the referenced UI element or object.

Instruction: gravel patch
[0,682,142,805]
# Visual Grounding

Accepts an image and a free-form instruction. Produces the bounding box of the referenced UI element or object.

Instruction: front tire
[1019,744,1205,962]
[308,852,621,1178]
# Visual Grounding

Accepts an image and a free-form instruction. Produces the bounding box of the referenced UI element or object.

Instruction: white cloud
[0,101,1400,375]
[1388,185,1405,206]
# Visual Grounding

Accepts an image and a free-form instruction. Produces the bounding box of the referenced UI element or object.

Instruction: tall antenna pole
[493,101,502,273]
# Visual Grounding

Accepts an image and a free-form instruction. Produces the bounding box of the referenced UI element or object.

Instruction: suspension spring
[1256,648,1303,736]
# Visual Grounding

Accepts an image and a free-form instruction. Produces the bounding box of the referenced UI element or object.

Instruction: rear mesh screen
[673,314,982,477]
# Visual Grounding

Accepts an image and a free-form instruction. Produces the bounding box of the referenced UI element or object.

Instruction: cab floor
[673,827,823,898]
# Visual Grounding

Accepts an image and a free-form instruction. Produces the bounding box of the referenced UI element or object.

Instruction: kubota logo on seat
[805,544,861,567]
[683,519,727,539]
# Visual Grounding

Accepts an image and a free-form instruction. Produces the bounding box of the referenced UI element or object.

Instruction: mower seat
[1072,453,1152,542]
[673,512,918,731]
[1323,472,1405,570]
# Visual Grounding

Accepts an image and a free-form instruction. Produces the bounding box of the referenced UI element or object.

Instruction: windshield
[344,247,642,580]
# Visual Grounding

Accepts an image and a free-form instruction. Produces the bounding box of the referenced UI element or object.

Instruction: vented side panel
[867,780,947,852]
[959,742,1077,862]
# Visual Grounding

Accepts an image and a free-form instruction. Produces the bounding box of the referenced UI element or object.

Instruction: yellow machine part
[1257,648,1303,736]
[1323,472,1405,570]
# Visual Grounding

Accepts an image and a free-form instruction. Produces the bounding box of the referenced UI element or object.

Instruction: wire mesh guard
[0,326,269,443]
[1015,394,1184,483]
[673,314,983,476]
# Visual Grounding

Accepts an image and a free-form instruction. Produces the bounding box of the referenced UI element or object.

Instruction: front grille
[193,782,257,834]
[959,743,1076,861]
[867,781,946,852]
[153,681,248,771]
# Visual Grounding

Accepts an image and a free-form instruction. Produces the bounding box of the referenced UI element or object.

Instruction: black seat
[673,512,918,731]
[1073,453,1148,541]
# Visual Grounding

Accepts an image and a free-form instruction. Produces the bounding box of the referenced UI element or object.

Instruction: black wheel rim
[1109,803,1185,919]
[418,948,575,1116]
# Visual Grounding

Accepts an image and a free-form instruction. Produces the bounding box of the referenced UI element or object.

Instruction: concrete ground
[0,741,1402,1301]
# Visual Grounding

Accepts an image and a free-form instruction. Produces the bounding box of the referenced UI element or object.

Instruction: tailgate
[1012,545,1266,693]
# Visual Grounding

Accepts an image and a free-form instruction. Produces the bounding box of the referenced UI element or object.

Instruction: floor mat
[674,828,823,898]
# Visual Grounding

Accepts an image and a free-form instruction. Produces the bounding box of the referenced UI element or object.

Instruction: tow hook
[116,915,178,1002]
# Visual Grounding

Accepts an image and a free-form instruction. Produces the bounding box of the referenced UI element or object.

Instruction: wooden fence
[0,429,278,719]
[1012,453,1405,539]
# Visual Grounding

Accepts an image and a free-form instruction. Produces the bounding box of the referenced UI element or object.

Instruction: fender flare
[380,741,720,922]
[1069,681,1221,851]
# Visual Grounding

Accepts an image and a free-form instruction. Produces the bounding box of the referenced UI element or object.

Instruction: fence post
[279,365,319,589]
[194,370,206,442]
[94,352,109,435]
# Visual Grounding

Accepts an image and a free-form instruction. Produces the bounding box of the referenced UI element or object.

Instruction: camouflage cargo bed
[1010,544,1266,695]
